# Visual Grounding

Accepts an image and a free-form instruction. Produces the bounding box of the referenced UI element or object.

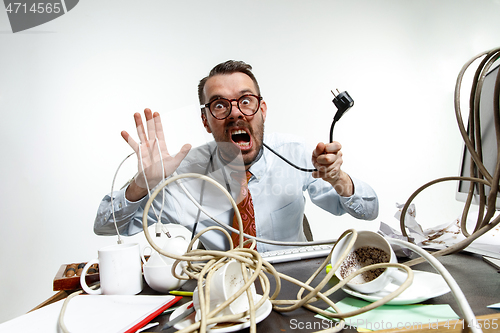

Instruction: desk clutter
[53,262,99,291]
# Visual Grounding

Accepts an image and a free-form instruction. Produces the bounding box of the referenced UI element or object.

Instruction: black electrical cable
[263,90,354,173]
[329,119,336,145]
[189,90,355,243]
[190,147,231,241]
[263,142,317,172]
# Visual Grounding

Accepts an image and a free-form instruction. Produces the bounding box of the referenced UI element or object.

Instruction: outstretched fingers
[164,143,192,175]
[175,144,192,163]
[144,109,156,145]
[121,130,139,152]
[153,112,168,153]
[123,109,191,179]
[134,112,148,144]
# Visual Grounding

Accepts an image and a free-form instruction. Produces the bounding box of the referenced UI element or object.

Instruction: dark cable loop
[263,117,340,173]
[262,143,317,172]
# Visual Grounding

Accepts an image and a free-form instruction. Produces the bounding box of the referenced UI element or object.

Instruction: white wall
[1,0,499,323]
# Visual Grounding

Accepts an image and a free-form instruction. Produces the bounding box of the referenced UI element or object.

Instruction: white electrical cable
[109,139,172,246]
[138,145,163,220]
[106,119,480,332]
[172,171,338,247]
[59,168,480,333]
[137,142,173,238]
[388,238,482,333]
[110,152,134,244]
[110,134,336,247]
[154,140,170,237]
[142,173,479,333]
[141,174,415,333]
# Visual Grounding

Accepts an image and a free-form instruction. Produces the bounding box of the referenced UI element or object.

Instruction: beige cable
[61,49,500,331]
[142,173,417,333]
[58,48,500,331]
[399,47,500,267]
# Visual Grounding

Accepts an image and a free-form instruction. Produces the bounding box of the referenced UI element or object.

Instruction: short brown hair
[198,60,261,106]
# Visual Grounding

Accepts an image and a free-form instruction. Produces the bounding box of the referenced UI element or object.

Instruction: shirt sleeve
[93,187,158,236]
[307,175,379,221]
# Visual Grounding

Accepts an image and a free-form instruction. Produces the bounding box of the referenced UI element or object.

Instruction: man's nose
[228,100,244,118]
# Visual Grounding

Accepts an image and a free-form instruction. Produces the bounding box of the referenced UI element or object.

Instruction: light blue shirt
[94,133,379,252]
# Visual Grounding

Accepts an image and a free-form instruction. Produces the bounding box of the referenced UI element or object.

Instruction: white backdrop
[1,0,499,323]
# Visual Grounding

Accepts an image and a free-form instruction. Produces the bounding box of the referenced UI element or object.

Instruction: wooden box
[53,263,100,291]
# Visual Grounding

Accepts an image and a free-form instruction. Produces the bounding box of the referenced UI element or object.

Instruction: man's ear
[260,100,268,122]
[201,112,212,134]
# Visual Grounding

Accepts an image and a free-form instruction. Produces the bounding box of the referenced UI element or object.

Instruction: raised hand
[121,108,191,201]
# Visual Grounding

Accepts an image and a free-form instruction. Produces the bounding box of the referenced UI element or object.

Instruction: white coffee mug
[80,243,143,295]
[193,260,257,318]
[330,230,408,294]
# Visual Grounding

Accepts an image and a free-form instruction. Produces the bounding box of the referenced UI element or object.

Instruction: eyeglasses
[200,94,263,120]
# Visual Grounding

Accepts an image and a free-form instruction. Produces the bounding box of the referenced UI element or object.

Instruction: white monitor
[456,63,500,210]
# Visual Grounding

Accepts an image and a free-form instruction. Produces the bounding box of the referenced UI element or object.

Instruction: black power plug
[332,90,354,121]
[329,90,354,142]
[263,89,355,172]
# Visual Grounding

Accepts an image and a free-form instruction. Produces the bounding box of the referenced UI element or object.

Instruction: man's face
[202,72,267,167]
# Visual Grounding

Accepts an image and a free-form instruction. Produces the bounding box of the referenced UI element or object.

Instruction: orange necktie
[231,171,256,248]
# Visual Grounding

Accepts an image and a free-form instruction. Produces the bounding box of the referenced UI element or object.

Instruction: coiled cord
[140,173,482,333]
[76,54,499,331]
[400,47,500,267]
[58,171,480,333]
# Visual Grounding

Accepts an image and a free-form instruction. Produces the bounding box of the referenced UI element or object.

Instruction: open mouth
[230,129,252,149]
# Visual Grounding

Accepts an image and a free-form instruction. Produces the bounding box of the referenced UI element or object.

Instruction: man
[94,60,378,252]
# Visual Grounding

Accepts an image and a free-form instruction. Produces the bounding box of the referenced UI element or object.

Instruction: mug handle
[80,259,101,295]
[141,246,152,265]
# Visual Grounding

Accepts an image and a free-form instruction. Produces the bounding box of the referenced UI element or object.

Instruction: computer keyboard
[260,244,333,264]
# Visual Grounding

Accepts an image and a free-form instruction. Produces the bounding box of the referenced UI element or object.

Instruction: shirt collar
[247,134,268,181]
[213,141,266,181]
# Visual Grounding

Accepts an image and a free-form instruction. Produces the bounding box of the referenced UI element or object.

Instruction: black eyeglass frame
[200,94,263,120]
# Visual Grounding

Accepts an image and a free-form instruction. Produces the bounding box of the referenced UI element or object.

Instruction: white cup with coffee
[80,243,143,295]
[331,230,408,294]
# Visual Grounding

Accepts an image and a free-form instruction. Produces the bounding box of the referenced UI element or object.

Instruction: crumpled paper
[379,203,463,258]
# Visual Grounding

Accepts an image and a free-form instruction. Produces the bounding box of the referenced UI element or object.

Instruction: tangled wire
[60,48,499,333]
[400,47,500,267]
[142,173,413,333]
